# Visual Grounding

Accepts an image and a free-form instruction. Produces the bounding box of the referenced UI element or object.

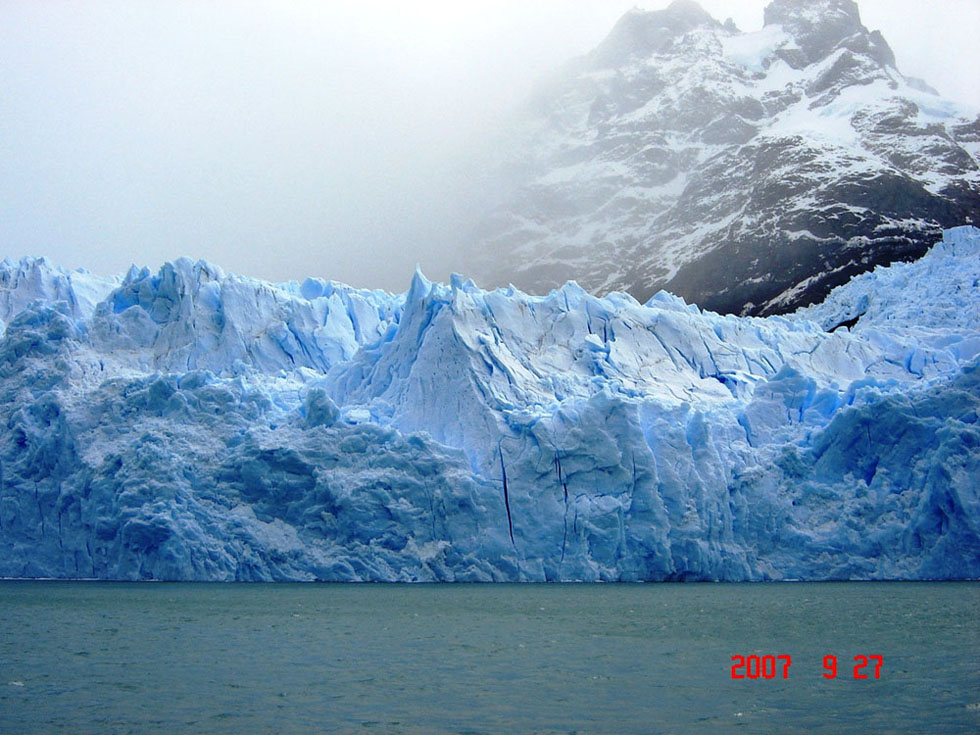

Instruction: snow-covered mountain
[1,228,977,581]
[469,0,980,315]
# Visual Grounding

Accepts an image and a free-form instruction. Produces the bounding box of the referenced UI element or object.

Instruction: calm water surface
[0,582,977,734]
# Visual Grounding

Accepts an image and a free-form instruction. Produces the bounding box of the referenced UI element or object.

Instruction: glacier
[1,227,978,581]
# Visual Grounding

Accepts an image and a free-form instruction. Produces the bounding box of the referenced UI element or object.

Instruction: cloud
[0,1,976,291]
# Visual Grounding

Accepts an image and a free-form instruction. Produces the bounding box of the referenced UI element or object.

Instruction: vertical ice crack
[499,442,515,546]
[554,450,569,564]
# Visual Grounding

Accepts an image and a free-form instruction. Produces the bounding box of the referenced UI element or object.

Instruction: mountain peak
[764,0,863,27]
[664,0,713,20]
[763,0,876,65]
[591,1,720,68]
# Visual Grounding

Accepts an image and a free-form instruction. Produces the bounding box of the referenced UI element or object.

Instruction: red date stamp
[730,654,882,679]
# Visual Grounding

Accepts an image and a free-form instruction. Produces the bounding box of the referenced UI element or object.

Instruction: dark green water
[0,582,977,734]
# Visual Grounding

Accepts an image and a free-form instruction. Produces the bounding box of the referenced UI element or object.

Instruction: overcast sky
[2,0,978,291]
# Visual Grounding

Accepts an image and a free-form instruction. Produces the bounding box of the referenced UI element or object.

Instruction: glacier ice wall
[0,229,978,580]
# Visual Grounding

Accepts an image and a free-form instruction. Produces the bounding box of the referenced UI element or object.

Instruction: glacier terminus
[0,227,977,581]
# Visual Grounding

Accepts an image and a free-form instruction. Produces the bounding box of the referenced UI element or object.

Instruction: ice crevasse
[0,227,978,580]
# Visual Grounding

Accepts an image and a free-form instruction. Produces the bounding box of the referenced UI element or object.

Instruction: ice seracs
[0,227,977,581]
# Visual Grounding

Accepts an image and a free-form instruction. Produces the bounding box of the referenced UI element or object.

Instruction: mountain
[468,0,980,315]
[1,227,977,581]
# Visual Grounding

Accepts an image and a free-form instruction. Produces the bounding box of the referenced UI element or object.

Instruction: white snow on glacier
[0,227,978,580]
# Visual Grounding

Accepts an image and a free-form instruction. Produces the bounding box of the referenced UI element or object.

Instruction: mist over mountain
[468,0,980,315]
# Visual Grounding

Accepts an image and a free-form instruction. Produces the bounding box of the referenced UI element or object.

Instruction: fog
[2,0,978,291]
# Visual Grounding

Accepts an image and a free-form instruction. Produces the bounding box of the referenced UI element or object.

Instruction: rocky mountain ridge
[470,0,980,315]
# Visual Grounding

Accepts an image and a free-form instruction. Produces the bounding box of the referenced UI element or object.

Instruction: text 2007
[730,655,883,679]
[730,655,792,679]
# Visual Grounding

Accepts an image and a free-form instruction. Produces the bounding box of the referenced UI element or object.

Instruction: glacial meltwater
[0,582,977,734]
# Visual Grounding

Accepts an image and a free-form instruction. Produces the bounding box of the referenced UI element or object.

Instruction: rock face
[469,0,980,315]
[0,228,978,581]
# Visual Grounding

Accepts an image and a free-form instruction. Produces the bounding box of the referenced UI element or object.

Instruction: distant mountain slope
[469,0,980,315]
